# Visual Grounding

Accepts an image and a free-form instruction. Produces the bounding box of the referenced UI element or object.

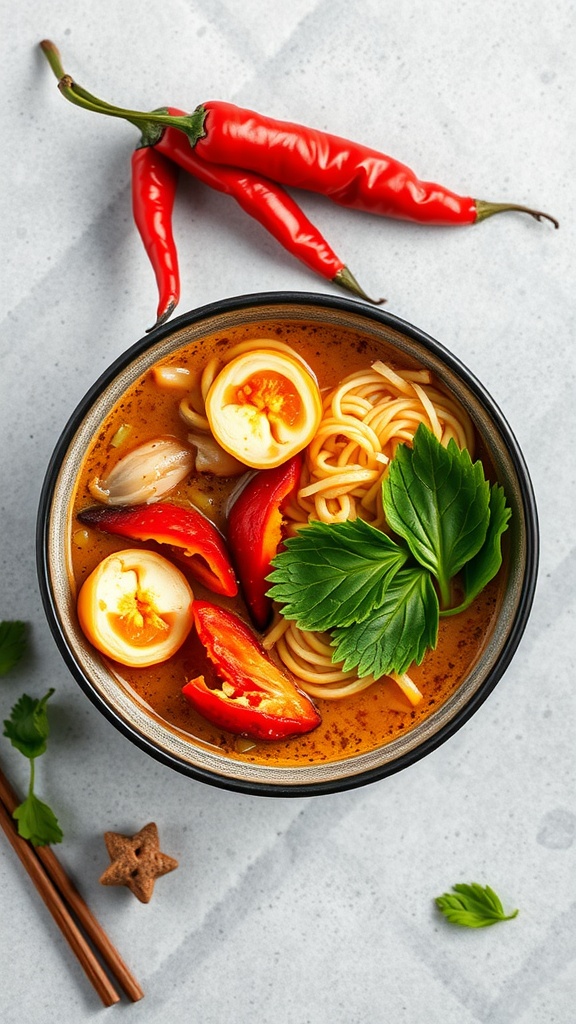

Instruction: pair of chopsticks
[0,759,143,1006]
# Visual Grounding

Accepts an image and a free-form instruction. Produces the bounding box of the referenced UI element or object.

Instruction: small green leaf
[3,689,55,760]
[383,424,491,607]
[13,790,63,847]
[268,518,409,631]
[435,882,518,927]
[453,483,512,614]
[331,567,439,677]
[0,621,27,676]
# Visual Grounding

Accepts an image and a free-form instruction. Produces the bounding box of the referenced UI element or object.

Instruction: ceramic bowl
[37,293,538,795]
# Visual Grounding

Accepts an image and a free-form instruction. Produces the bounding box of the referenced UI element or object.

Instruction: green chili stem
[40,42,135,116]
[40,39,67,80]
[39,40,204,145]
[475,199,559,229]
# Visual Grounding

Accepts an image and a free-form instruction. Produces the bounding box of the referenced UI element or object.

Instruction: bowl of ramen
[37,292,538,795]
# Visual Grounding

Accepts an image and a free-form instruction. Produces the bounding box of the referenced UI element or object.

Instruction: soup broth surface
[69,318,503,768]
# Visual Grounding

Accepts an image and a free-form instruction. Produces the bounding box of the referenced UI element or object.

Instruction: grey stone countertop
[1,2,574,1022]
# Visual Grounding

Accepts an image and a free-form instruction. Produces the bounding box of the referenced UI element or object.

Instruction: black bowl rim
[36,291,539,797]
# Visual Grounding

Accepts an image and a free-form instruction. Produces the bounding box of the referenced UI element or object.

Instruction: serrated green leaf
[436,882,518,928]
[383,424,491,607]
[13,791,63,847]
[0,621,27,676]
[331,567,439,677]
[453,483,512,613]
[3,688,55,759]
[267,518,409,631]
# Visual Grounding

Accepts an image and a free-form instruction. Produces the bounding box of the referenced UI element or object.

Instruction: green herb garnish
[454,482,512,615]
[266,517,409,632]
[0,620,27,676]
[382,425,491,608]
[2,627,63,848]
[435,883,519,927]
[332,567,438,677]
[268,424,511,679]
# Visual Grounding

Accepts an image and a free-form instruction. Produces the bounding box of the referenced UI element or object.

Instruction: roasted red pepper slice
[182,601,320,740]
[78,503,238,597]
[227,454,302,630]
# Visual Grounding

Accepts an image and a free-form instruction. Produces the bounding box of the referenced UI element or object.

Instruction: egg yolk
[205,350,322,469]
[234,371,301,436]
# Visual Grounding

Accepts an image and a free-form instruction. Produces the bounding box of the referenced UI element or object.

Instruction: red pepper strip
[153,113,378,302]
[186,101,558,228]
[182,601,321,740]
[77,503,238,598]
[131,146,180,332]
[227,454,302,631]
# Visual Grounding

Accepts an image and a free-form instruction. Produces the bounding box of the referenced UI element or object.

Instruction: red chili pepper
[77,503,238,597]
[40,40,558,318]
[147,110,376,302]
[186,101,558,227]
[41,44,558,229]
[131,145,180,332]
[182,601,321,740]
[227,454,302,630]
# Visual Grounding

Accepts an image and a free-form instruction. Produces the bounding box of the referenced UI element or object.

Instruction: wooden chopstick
[0,762,144,1005]
[0,796,120,1006]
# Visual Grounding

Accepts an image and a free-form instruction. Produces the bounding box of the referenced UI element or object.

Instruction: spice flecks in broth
[70,320,505,767]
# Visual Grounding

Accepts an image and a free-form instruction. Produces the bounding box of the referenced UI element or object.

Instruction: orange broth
[69,319,504,767]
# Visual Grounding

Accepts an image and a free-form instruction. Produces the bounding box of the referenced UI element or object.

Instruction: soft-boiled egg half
[205,350,322,469]
[77,549,194,667]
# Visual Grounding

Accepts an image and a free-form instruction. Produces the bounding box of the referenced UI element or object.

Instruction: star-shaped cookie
[99,822,178,903]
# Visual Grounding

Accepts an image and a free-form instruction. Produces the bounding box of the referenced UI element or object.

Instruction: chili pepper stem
[333,267,385,305]
[40,40,202,146]
[475,199,559,229]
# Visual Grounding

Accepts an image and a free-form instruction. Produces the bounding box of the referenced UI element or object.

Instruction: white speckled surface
[1,2,575,1021]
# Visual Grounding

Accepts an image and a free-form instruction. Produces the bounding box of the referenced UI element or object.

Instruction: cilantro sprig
[267,424,511,679]
[1,622,63,846]
[435,882,518,927]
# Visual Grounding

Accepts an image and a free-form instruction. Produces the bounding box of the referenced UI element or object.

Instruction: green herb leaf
[3,689,55,760]
[3,689,63,846]
[267,518,409,631]
[12,790,63,847]
[383,424,491,607]
[332,567,439,677]
[435,882,519,927]
[450,483,511,614]
[0,621,27,676]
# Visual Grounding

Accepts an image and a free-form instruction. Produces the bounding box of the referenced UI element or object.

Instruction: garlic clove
[89,437,194,505]
[187,432,246,477]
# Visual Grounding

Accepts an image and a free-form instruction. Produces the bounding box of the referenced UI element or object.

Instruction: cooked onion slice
[89,437,193,505]
[187,431,246,476]
[205,350,322,469]
[77,548,194,667]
